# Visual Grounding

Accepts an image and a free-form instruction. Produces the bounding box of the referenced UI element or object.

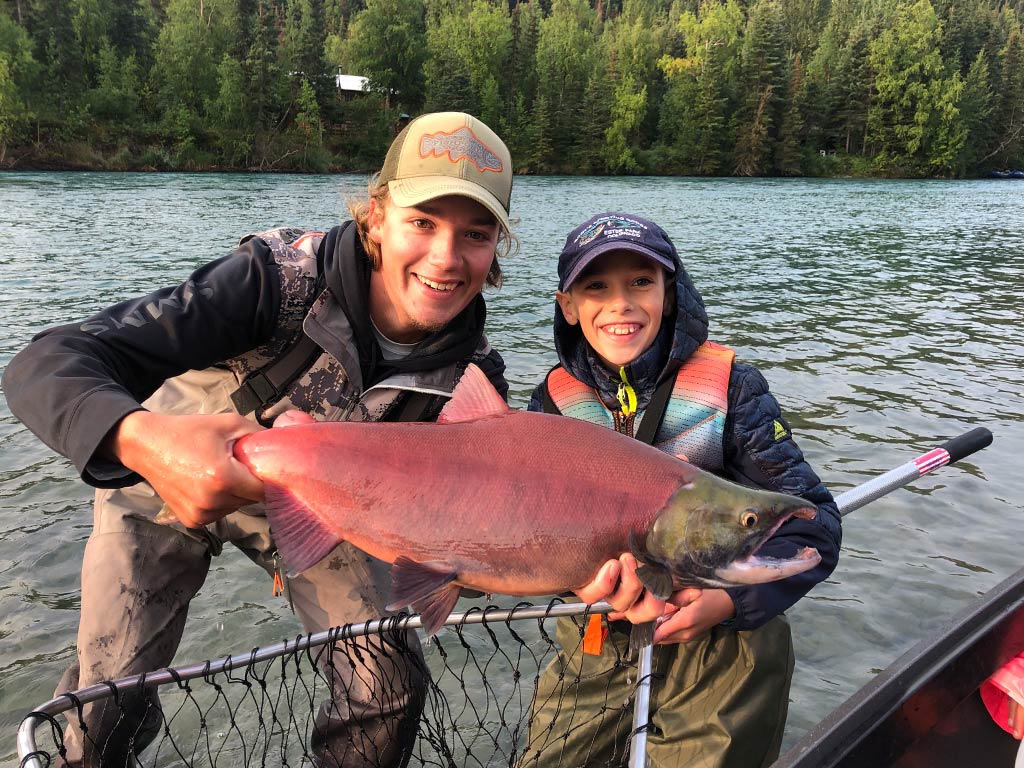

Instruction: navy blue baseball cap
[557,213,680,291]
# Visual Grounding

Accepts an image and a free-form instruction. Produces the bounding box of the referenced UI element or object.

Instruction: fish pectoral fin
[629,529,674,601]
[635,564,674,601]
[264,484,343,576]
[628,621,656,660]
[386,556,460,636]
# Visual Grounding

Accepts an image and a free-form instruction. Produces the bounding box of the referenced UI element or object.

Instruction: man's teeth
[419,276,458,292]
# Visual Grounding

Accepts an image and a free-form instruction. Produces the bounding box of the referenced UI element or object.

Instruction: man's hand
[106,411,266,528]
[653,589,735,644]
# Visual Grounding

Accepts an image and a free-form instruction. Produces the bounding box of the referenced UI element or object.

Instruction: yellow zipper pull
[616,366,637,417]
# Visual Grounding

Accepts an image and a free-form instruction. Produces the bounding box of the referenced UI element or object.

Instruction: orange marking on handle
[582,614,608,655]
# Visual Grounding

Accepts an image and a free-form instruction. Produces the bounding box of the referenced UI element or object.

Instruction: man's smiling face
[367,194,500,343]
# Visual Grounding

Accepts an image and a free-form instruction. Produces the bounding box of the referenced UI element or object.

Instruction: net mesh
[21,603,647,768]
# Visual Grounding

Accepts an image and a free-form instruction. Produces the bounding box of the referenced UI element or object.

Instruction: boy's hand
[574,554,668,625]
[652,589,736,644]
[106,411,266,528]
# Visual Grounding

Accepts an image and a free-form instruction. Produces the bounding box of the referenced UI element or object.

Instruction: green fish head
[643,470,819,588]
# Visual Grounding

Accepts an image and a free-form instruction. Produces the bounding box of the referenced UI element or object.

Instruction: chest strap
[543,341,735,470]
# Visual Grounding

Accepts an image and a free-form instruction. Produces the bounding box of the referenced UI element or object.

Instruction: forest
[0,0,1022,177]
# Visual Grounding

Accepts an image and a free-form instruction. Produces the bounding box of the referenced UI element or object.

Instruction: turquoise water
[1,172,1022,762]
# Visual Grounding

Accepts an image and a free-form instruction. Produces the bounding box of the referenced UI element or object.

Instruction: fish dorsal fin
[438,363,511,424]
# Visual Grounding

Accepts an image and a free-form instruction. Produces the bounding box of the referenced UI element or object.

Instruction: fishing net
[20,602,650,768]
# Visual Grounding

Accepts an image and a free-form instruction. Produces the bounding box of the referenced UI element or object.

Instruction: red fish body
[234,364,819,634]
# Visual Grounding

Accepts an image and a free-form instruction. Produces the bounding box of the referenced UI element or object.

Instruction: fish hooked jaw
[714,546,821,584]
[713,503,819,584]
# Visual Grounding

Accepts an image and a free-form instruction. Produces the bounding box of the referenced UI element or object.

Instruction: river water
[0,172,1022,763]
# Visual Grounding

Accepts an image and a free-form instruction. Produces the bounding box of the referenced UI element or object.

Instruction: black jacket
[529,263,840,631]
[3,222,507,487]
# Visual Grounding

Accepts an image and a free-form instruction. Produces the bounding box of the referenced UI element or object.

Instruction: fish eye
[740,510,759,528]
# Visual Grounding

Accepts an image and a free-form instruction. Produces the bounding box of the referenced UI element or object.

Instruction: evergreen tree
[424,0,511,125]
[656,0,742,174]
[534,0,599,167]
[867,0,963,174]
[732,0,786,176]
[282,0,328,101]
[245,0,286,131]
[504,0,540,157]
[774,51,806,174]
[0,8,37,157]
[87,42,141,129]
[347,0,425,110]
[987,18,1023,169]
[25,0,85,112]
[952,49,992,174]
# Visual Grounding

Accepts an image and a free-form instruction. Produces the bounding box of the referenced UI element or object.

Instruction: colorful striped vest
[544,341,735,472]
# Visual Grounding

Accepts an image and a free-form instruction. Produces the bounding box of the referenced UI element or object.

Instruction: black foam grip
[940,427,993,464]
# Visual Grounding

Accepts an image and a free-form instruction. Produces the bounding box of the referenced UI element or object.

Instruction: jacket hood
[553,262,709,408]
[321,222,489,386]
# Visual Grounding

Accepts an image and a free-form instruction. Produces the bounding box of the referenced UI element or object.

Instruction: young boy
[522,213,842,767]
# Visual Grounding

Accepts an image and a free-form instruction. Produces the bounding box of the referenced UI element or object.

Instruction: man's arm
[3,239,283,488]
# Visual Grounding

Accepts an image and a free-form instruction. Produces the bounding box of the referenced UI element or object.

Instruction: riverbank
[0,138,995,179]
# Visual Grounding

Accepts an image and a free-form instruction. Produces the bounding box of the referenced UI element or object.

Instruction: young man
[522,213,842,767]
[3,111,514,768]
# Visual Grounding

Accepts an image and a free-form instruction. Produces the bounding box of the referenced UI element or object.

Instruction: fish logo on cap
[419,127,504,173]
[576,216,643,247]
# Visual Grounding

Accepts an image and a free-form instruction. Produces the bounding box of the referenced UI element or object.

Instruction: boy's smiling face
[556,250,672,370]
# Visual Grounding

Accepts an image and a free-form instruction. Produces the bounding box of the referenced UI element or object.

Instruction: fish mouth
[748,504,817,557]
[716,546,822,585]
[713,504,819,585]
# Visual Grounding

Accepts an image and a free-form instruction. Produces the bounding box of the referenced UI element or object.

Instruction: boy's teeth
[419,276,457,291]
[607,325,639,335]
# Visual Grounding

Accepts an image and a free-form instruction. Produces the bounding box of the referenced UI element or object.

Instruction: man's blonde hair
[348,177,515,288]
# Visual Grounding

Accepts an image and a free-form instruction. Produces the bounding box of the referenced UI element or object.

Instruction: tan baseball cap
[379,112,512,231]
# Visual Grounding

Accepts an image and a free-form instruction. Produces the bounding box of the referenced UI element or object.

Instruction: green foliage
[424,0,512,124]
[0,9,36,150]
[348,0,426,110]
[867,0,965,174]
[0,0,1021,175]
[87,43,140,125]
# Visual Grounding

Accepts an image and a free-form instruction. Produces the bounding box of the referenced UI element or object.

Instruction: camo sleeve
[721,362,842,630]
[2,239,283,487]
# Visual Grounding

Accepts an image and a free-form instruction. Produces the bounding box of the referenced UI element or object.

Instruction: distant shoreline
[2,145,1002,180]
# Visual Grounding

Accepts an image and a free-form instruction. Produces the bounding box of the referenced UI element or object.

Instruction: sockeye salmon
[234,364,821,637]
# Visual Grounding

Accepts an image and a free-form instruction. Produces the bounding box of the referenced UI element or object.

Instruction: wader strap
[541,364,674,447]
[230,334,324,415]
[230,235,328,416]
[633,374,676,446]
